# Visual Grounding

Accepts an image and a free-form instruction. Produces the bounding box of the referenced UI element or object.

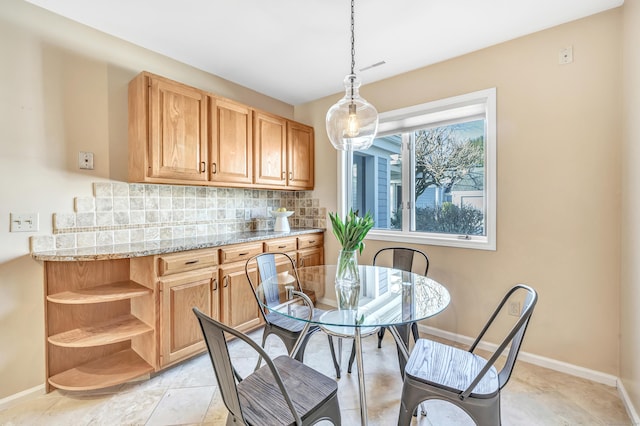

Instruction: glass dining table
[256,264,450,426]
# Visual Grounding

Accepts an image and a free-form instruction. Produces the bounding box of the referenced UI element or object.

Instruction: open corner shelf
[47,280,151,304]
[47,349,154,391]
[48,314,153,348]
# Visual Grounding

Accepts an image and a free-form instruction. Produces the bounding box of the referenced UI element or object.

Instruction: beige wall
[297,9,623,375]
[621,0,640,411]
[0,0,631,403]
[0,0,292,399]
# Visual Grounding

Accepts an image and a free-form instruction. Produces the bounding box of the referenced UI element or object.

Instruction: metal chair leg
[347,339,356,373]
[327,335,341,379]
[377,326,386,348]
[254,331,269,371]
[411,322,419,343]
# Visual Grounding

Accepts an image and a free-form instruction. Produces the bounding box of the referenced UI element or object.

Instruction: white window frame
[337,88,497,251]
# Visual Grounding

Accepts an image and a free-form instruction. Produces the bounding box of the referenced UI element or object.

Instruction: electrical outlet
[508,301,521,316]
[559,46,573,64]
[79,151,94,170]
[10,213,39,232]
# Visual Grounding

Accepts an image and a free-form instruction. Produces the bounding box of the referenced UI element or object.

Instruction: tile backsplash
[30,182,326,252]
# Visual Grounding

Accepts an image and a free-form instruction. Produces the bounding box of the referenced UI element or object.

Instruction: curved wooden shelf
[48,315,153,348]
[47,280,151,304]
[48,349,154,391]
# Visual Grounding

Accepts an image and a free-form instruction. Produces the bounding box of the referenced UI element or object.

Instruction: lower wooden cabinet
[158,268,216,367]
[298,247,324,268]
[219,262,263,333]
[41,232,324,392]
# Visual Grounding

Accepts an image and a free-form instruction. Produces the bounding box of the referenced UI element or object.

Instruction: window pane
[350,134,403,230]
[343,88,496,250]
[413,120,485,236]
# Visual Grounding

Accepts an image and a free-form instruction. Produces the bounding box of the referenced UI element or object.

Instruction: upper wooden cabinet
[253,110,315,190]
[287,121,315,190]
[253,110,287,187]
[209,97,253,185]
[129,71,314,190]
[129,72,208,184]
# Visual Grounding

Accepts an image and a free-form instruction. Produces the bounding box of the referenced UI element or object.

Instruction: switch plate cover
[10,213,39,232]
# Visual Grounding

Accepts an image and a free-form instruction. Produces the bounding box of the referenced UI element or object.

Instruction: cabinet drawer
[158,249,219,276]
[297,233,323,250]
[264,238,297,253]
[220,243,263,264]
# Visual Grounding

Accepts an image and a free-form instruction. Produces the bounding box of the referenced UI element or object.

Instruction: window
[339,88,496,250]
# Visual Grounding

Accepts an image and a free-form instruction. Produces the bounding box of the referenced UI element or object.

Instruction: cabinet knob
[223,276,229,288]
[212,162,217,174]
[200,162,206,173]
[289,172,293,180]
[282,171,286,180]
[212,278,218,291]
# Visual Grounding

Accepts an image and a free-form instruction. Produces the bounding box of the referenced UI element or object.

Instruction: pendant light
[326,0,378,151]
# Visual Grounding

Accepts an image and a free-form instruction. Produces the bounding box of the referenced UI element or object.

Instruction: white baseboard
[418,324,618,386]
[0,384,45,411]
[617,379,640,425]
[418,324,640,424]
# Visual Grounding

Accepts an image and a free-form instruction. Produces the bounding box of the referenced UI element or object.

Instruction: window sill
[366,229,496,251]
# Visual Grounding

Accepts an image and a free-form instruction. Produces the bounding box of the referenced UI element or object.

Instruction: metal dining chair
[245,252,341,377]
[193,308,342,426]
[340,247,430,377]
[372,247,430,347]
[398,284,538,425]
[345,247,430,376]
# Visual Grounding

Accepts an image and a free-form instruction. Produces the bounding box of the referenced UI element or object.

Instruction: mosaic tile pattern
[31,183,326,253]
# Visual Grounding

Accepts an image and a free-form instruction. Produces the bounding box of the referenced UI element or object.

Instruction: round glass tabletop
[256,264,450,328]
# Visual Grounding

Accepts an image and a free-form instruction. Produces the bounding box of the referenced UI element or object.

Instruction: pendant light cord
[350,0,356,100]
[350,0,355,76]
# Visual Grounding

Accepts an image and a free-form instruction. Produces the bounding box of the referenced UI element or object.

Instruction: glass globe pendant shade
[326,74,378,151]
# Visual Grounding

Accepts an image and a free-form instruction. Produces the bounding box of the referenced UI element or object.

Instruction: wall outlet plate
[79,151,94,170]
[559,46,573,64]
[10,213,39,232]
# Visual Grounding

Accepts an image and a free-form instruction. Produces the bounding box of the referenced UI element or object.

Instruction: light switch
[10,213,39,232]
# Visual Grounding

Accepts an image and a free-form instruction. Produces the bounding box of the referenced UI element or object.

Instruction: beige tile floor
[0,328,632,426]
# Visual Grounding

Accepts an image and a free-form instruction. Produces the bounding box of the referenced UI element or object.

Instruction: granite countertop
[32,228,325,261]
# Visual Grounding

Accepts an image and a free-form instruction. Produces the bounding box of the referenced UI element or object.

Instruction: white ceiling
[25,0,623,105]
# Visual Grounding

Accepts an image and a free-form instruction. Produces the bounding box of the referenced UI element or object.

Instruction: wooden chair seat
[193,308,342,425]
[238,355,338,425]
[405,339,499,398]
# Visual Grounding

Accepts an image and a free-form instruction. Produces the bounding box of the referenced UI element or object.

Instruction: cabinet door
[149,76,208,181]
[210,97,253,184]
[297,247,324,268]
[159,268,214,366]
[287,121,314,189]
[253,111,287,187]
[219,263,263,333]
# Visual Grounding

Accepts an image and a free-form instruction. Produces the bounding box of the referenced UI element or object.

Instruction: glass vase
[335,249,360,310]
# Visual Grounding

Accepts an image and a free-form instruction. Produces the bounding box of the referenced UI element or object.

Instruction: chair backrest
[245,252,301,322]
[373,247,430,276]
[193,307,304,425]
[192,308,244,423]
[463,284,538,399]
